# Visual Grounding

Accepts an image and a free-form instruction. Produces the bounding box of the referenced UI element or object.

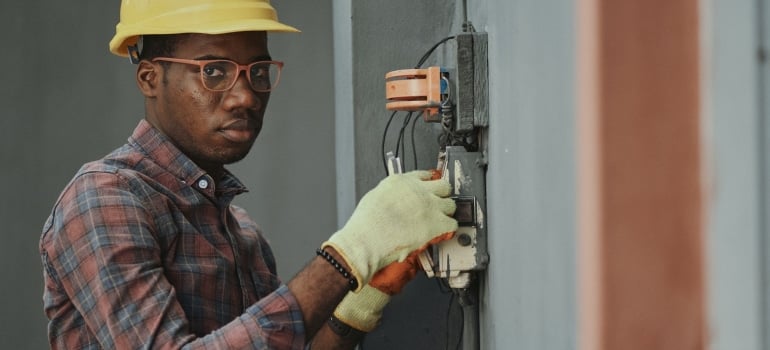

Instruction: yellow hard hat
[109,0,300,57]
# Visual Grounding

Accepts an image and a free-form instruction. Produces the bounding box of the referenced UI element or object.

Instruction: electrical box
[384,32,489,290]
[453,32,489,133]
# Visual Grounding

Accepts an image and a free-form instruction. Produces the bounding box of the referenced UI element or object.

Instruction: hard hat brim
[109,19,300,57]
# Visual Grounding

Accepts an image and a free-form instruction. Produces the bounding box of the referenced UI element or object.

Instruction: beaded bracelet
[316,248,359,291]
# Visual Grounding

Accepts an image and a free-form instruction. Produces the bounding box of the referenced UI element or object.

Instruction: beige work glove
[334,285,391,332]
[322,170,457,291]
[333,234,450,332]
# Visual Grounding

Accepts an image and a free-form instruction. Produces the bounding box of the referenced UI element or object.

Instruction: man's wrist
[316,248,359,291]
[320,246,351,272]
[327,314,365,337]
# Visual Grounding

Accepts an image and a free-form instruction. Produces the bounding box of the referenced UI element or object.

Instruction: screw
[458,233,472,246]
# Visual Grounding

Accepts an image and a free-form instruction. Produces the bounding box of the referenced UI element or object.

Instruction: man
[39,1,457,349]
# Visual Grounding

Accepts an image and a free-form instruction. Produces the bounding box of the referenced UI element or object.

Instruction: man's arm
[286,248,353,340]
[301,246,439,350]
[308,321,365,350]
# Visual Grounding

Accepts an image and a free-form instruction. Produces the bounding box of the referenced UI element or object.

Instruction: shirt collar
[128,119,248,197]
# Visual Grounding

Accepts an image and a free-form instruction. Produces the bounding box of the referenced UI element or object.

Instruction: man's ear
[136,60,160,97]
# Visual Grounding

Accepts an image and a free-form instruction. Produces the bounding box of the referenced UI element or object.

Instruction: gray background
[0,1,338,348]
[1,0,768,349]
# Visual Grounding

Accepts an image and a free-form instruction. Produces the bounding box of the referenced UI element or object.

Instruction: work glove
[322,170,457,291]
[333,284,391,332]
[334,234,451,332]
[368,231,453,294]
[334,232,454,331]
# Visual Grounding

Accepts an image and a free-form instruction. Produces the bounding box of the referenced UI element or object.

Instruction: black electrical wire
[445,292,456,350]
[395,112,413,163]
[444,291,466,350]
[415,36,456,69]
[402,36,457,172]
[382,111,413,176]
[394,115,405,159]
[435,276,453,294]
[381,110,400,175]
[401,113,412,160]
[410,113,419,170]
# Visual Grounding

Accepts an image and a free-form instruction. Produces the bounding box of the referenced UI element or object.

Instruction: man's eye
[202,64,226,77]
[252,63,273,78]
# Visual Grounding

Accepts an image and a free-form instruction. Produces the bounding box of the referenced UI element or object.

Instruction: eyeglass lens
[201,61,279,92]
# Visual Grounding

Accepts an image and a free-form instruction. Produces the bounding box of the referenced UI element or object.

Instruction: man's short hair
[139,34,186,61]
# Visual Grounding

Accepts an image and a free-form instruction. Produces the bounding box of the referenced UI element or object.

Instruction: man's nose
[224,72,262,111]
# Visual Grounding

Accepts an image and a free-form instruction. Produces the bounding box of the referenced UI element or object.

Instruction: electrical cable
[394,114,405,159]
[381,110,400,175]
[444,291,465,350]
[396,112,413,163]
[415,36,456,69]
[403,113,413,160]
[435,276,453,294]
[410,113,419,170]
[445,292,456,350]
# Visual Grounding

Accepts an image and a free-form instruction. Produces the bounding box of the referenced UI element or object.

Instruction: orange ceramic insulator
[385,66,443,118]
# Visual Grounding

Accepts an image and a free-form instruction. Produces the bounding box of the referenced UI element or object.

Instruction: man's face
[146,31,271,172]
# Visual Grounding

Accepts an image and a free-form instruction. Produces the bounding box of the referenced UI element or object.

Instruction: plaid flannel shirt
[40,119,306,349]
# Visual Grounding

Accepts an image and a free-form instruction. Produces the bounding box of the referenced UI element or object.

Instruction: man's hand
[369,231,454,294]
[322,170,457,291]
[333,231,454,333]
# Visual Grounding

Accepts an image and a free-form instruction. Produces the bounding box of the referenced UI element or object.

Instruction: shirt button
[197,179,209,189]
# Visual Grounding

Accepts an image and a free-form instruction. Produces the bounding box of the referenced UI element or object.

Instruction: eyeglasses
[152,57,284,92]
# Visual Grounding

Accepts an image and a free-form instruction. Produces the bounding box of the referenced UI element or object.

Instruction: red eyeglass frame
[152,57,284,92]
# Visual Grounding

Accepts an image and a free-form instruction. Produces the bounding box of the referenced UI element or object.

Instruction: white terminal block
[420,147,488,288]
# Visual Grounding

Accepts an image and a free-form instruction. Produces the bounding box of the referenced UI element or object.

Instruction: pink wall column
[577,1,708,349]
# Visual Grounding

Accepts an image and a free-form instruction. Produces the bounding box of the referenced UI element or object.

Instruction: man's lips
[219,119,259,143]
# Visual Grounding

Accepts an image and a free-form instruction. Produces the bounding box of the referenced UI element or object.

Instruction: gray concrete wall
[764,0,770,346]
[0,1,336,348]
[1,3,140,348]
[482,1,577,349]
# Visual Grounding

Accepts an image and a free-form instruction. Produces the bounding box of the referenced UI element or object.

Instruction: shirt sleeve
[41,171,306,349]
